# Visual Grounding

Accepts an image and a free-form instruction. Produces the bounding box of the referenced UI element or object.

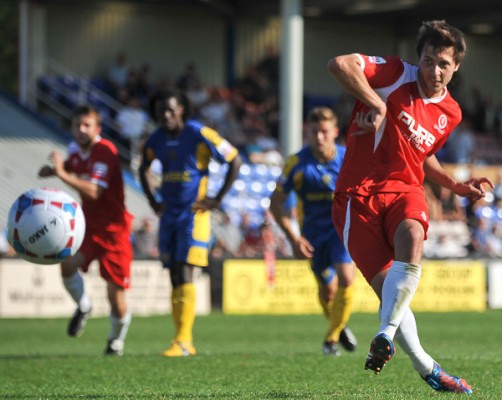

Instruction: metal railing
[32,56,131,163]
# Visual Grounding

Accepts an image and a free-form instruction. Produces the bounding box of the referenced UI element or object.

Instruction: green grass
[1,311,501,399]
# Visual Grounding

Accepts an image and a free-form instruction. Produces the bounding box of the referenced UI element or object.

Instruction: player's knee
[395,220,424,248]
[60,255,80,278]
[170,263,194,287]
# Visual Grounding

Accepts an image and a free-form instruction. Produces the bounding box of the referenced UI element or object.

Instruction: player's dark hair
[416,20,466,64]
[72,104,102,125]
[154,89,192,123]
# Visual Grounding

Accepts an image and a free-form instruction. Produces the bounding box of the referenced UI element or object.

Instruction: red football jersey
[335,54,462,196]
[64,137,131,231]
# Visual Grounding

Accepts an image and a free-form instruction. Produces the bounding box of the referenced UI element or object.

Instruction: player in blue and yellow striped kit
[270,107,357,355]
[139,90,242,356]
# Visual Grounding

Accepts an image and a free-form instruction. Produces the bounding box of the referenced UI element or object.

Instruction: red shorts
[79,226,133,289]
[332,192,429,284]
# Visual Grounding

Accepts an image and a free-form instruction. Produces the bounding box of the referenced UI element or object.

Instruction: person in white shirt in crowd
[116,95,151,171]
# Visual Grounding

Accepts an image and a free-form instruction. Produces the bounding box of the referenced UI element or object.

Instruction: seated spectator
[471,217,498,257]
[493,168,502,202]
[176,62,200,92]
[234,64,268,105]
[107,51,129,95]
[211,210,242,257]
[439,186,467,222]
[132,215,159,259]
[237,213,264,258]
[444,117,476,164]
[115,95,151,170]
[186,80,211,115]
[198,87,237,139]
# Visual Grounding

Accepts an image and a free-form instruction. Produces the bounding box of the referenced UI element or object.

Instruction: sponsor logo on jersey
[398,111,436,153]
[93,162,108,178]
[368,56,386,64]
[162,171,192,183]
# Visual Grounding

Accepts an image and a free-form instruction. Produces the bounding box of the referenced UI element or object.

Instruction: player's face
[157,97,184,134]
[308,120,338,159]
[418,45,460,98]
[71,113,101,151]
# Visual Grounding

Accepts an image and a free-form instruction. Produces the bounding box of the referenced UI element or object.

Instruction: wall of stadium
[0,259,210,318]
[31,1,502,103]
[1,257,501,318]
[41,0,227,86]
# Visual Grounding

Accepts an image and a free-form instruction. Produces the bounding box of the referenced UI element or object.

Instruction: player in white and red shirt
[39,105,133,356]
[328,20,493,393]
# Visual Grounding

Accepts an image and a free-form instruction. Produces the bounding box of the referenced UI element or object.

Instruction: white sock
[394,308,434,377]
[378,261,421,339]
[108,311,132,343]
[62,271,92,312]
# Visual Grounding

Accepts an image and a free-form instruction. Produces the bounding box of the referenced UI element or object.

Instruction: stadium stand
[0,92,150,231]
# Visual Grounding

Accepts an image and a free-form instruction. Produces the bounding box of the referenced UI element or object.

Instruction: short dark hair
[72,104,102,125]
[416,20,466,64]
[154,89,192,122]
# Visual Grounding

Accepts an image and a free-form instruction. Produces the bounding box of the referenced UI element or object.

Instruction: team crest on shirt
[433,114,447,135]
[322,174,332,187]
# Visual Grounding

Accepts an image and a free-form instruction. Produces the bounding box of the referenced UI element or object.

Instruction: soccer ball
[7,188,86,265]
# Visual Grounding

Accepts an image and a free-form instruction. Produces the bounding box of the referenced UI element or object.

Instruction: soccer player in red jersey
[328,20,493,393]
[39,105,133,356]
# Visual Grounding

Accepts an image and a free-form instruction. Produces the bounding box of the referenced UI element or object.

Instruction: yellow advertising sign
[223,259,486,314]
[223,259,321,314]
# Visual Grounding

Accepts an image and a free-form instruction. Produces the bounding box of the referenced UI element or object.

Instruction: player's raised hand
[454,177,494,202]
[192,197,221,212]
[292,236,314,259]
[351,107,386,137]
[38,165,55,178]
[48,151,65,176]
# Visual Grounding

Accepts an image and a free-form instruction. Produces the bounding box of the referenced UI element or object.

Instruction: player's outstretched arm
[138,164,163,215]
[193,154,243,212]
[424,155,494,201]
[269,188,313,259]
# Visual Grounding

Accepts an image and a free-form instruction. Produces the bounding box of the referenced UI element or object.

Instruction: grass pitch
[1,311,501,399]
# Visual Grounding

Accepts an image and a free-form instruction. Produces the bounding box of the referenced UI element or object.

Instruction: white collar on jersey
[417,81,448,105]
[70,136,102,160]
